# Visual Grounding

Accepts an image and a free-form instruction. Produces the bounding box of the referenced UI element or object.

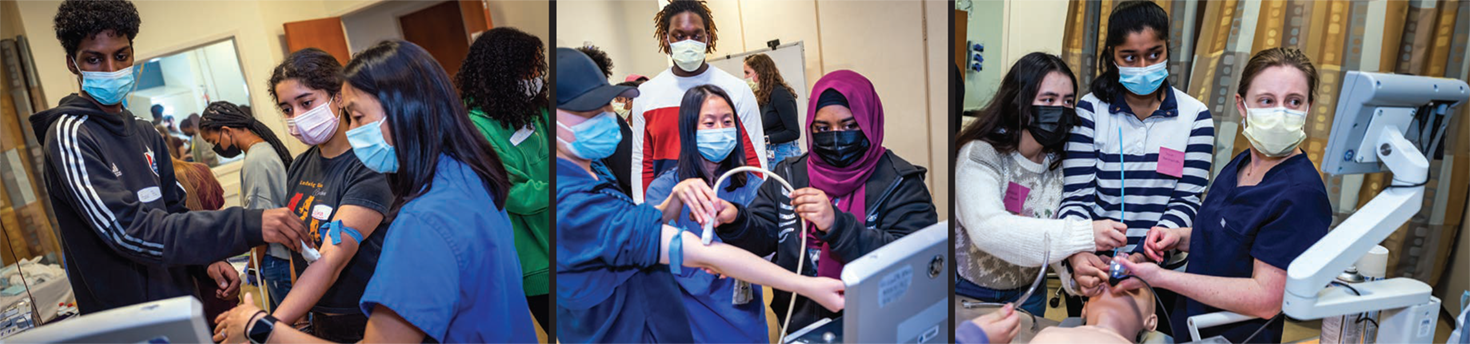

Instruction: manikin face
[1083,284,1158,340]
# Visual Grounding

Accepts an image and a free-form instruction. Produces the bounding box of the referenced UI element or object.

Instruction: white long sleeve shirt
[955,140,1094,290]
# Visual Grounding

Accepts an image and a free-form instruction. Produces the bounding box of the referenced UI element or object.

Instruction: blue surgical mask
[1117,60,1168,96]
[74,58,137,106]
[346,118,398,173]
[557,112,621,160]
[695,127,738,162]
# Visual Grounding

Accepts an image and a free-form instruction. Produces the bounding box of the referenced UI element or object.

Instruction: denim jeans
[956,277,1047,316]
[767,141,802,168]
[260,255,293,311]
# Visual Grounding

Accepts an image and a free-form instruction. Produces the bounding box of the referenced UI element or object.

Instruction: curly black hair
[456,27,547,130]
[53,0,140,58]
[267,48,344,105]
[575,45,614,79]
[654,0,717,54]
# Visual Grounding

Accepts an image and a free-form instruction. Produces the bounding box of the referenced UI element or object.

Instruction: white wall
[999,0,1068,69]
[484,0,552,50]
[341,1,425,54]
[558,0,950,219]
[554,0,667,82]
[201,40,251,107]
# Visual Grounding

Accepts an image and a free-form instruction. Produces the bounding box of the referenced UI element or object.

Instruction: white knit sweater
[955,140,1094,290]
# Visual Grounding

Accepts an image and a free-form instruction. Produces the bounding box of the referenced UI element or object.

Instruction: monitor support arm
[1282,126,1440,342]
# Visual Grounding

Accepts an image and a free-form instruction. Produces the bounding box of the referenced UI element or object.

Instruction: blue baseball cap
[557,47,639,112]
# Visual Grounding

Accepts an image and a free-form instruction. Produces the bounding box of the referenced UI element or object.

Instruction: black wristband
[247,312,277,344]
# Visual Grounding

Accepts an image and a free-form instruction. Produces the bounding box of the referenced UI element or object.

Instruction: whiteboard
[708,41,809,150]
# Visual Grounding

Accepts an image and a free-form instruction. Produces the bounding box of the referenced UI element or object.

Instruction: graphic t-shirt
[284,146,394,314]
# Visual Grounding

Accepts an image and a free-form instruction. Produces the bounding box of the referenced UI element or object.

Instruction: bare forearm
[265,325,332,344]
[264,305,425,344]
[658,226,813,294]
[271,256,348,323]
[1155,269,1280,318]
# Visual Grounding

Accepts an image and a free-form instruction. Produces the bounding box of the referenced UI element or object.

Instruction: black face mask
[1027,105,1075,148]
[811,130,870,168]
[211,131,242,158]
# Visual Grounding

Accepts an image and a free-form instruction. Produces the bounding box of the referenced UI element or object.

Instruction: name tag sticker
[1157,147,1185,178]
[1004,182,1030,215]
[311,204,334,221]
[136,186,162,203]
[509,125,534,146]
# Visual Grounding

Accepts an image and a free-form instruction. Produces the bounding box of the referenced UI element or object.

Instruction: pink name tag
[1157,147,1185,178]
[1004,182,1030,215]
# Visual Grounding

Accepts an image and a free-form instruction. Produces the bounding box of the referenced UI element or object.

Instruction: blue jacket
[556,157,693,343]
[645,168,768,343]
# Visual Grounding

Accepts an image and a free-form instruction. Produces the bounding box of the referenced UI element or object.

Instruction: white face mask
[611,102,630,118]
[669,39,707,72]
[288,100,341,146]
[1241,103,1308,157]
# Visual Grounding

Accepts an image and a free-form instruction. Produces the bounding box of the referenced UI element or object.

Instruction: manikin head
[1084,284,1159,342]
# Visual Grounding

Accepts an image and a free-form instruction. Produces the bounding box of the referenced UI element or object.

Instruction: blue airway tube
[1110,126,1129,284]
[1114,126,1125,259]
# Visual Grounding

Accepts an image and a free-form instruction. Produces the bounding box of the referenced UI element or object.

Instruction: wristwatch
[247,312,279,344]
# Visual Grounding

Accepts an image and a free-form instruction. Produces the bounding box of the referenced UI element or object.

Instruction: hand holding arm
[270,206,383,324]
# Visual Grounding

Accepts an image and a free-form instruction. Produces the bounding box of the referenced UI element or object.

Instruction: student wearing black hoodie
[30,0,312,314]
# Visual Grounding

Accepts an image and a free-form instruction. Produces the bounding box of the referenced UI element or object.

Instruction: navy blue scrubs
[645,169,769,343]
[555,157,694,343]
[1171,151,1331,343]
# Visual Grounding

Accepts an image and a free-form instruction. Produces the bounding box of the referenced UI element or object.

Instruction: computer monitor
[1320,71,1468,175]
[841,221,949,343]
[1,296,211,343]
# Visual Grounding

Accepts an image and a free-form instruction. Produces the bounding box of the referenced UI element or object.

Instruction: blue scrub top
[556,157,695,343]
[645,168,769,343]
[357,155,536,343]
[1172,151,1330,343]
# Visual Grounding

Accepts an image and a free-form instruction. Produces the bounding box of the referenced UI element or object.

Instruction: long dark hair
[956,52,1077,170]
[744,53,795,107]
[198,101,294,167]
[456,27,547,130]
[1090,0,1170,102]
[675,85,746,192]
[344,40,510,208]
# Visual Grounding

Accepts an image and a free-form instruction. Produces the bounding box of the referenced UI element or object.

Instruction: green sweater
[469,106,550,296]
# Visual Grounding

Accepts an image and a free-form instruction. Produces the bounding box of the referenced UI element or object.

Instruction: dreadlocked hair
[654,0,717,54]
[456,27,548,130]
[743,53,795,107]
